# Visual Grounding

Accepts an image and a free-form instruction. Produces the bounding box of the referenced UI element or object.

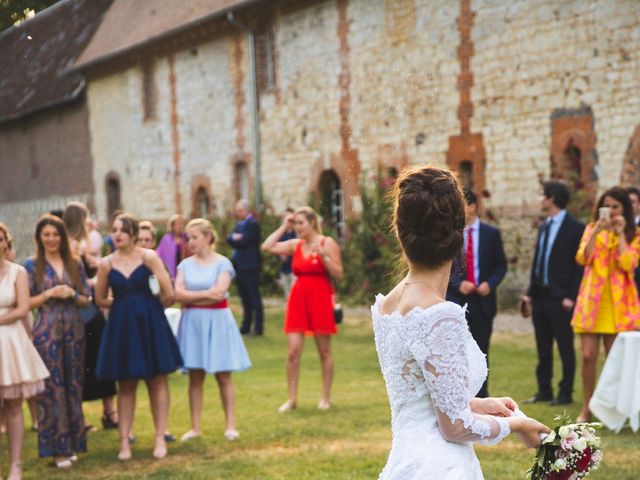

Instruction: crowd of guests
[0,199,343,478]
[444,180,640,427]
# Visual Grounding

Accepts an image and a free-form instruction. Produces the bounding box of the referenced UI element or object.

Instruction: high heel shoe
[101,410,118,429]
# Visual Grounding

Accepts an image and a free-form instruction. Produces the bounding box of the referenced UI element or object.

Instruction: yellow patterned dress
[572,225,640,334]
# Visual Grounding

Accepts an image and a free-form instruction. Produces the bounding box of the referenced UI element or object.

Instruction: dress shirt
[537,209,567,285]
[464,218,480,285]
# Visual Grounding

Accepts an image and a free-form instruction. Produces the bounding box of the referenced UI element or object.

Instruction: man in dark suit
[626,186,640,293]
[447,190,507,398]
[227,199,264,336]
[522,181,584,405]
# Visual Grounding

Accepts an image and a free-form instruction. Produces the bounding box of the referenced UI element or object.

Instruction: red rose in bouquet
[576,448,592,472]
[547,469,572,480]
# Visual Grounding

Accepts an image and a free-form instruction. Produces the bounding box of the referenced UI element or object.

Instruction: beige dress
[0,262,49,399]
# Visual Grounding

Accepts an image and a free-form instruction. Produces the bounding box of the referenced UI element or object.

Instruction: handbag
[319,237,344,325]
[78,302,101,326]
[333,301,343,324]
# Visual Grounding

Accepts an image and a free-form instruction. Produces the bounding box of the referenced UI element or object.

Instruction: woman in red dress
[262,207,343,412]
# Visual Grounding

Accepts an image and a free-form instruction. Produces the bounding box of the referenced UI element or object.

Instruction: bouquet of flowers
[527,413,603,480]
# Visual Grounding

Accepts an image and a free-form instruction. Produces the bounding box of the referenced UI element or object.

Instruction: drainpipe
[227,11,262,212]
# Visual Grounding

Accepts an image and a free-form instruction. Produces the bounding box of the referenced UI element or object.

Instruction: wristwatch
[72,291,80,302]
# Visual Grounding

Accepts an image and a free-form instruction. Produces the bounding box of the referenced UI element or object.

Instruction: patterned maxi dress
[25,259,89,458]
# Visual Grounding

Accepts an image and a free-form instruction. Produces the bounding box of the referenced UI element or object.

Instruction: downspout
[227,11,262,212]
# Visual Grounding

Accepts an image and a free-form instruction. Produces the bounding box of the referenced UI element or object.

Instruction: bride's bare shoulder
[380,283,445,316]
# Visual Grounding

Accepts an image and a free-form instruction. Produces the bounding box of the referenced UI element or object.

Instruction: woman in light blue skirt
[175,219,251,442]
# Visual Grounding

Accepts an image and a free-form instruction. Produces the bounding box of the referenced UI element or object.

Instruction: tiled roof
[74,0,255,70]
[0,0,113,122]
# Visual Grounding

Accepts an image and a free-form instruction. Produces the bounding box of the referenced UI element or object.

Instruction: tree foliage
[0,0,60,33]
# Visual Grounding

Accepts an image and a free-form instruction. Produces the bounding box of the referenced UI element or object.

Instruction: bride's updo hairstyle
[391,165,466,269]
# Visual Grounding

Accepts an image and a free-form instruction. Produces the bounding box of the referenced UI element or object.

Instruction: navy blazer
[526,212,584,301]
[447,221,508,320]
[226,215,262,272]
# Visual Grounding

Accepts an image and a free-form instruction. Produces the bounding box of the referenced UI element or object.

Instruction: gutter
[226,10,262,212]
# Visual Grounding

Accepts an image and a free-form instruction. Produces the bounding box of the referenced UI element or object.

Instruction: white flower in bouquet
[542,430,556,444]
[553,458,567,471]
[558,425,572,438]
[573,437,587,452]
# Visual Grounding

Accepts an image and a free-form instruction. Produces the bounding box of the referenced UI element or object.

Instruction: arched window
[318,170,344,242]
[105,173,122,218]
[234,162,250,200]
[195,186,210,218]
[458,160,473,191]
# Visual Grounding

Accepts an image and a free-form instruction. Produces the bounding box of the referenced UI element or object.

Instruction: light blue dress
[177,256,252,373]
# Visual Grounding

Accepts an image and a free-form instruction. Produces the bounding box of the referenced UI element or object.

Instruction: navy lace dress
[96,262,182,381]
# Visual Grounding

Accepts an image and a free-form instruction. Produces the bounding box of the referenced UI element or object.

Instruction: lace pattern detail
[372,295,510,445]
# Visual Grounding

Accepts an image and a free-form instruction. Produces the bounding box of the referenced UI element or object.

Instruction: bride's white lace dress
[372,295,510,479]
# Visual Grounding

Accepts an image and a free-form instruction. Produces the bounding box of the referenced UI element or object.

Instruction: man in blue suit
[447,190,507,398]
[227,199,264,336]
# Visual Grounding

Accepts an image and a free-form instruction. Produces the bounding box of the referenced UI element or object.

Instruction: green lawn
[12,302,640,479]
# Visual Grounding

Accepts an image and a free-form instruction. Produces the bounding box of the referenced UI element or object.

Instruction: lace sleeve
[410,310,510,445]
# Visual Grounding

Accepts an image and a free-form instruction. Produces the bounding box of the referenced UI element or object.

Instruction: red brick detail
[447,0,485,197]
[309,154,358,219]
[620,126,640,187]
[550,109,597,206]
[190,175,214,218]
[168,54,182,214]
[335,0,360,219]
[232,35,245,152]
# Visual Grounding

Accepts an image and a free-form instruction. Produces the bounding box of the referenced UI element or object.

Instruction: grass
[9,302,640,479]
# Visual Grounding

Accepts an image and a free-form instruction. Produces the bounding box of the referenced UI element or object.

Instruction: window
[106,174,122,218]
[458,160,474,191]
[255,23,276,93]
[318,170,344,242]
[195,187,210,218]
[234,162,250,201]
[141,61,157,120]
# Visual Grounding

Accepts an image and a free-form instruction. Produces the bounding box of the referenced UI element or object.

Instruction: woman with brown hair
[371,166,548,478]
[571,186,640,422]
[25,214,91,468]
[63,201,118,431]
[0,223,49,479]
[95,213,182,461]
[262,206,343,412]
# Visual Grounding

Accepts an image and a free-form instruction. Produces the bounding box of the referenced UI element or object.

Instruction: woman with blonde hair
[156,214,188,280]
[25,214,91,468]
[262,207,342,412]
[175,218,251,441]
[572,186,640,422]
[0,223,49,479]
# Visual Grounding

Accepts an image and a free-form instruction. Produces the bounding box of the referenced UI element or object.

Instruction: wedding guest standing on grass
[571,186,640,422]
[175,219,251,442]
[95,213,182,461]
[277,208,297,299]
[0,223,49,480]
[63,201,118,432]
[156,214,188,280]
[262,207,343,412]
[25,214,91,469]
[227,200,264,336]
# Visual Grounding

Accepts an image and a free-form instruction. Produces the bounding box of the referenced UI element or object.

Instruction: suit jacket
[447,221,508,319]
[226,214,261,272]
[527,212,585,301]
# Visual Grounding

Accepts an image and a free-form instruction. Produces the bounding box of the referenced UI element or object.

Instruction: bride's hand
[508,417,551,449]
[471,397,517,417]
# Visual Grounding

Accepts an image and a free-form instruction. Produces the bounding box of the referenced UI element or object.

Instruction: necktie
[536,219,553,285]
[466,226,475,285]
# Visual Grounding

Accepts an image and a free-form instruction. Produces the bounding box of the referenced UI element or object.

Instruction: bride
[372,166,549,479]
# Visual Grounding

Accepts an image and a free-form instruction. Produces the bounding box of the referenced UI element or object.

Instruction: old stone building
[0,0,112,258]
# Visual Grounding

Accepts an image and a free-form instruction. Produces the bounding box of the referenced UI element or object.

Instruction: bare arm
[94,258,113,308]
[174,269,213,303]
[145,250,175,307]
[318,237,344,280]
[262,215,298,256]
[0,268,30,325]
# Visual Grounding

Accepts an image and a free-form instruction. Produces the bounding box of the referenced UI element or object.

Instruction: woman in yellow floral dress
[572,186,640,422]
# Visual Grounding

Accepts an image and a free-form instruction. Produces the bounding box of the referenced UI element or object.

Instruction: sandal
[224,429,240,441]
[101,410,118,429]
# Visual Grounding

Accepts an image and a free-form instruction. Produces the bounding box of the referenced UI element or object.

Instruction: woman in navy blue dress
[95,213,182,461]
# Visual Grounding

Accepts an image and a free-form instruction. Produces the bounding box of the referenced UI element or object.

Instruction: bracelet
[72,291,80,302]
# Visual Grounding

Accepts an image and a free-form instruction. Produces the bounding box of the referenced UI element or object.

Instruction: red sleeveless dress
[284,240,337,336]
